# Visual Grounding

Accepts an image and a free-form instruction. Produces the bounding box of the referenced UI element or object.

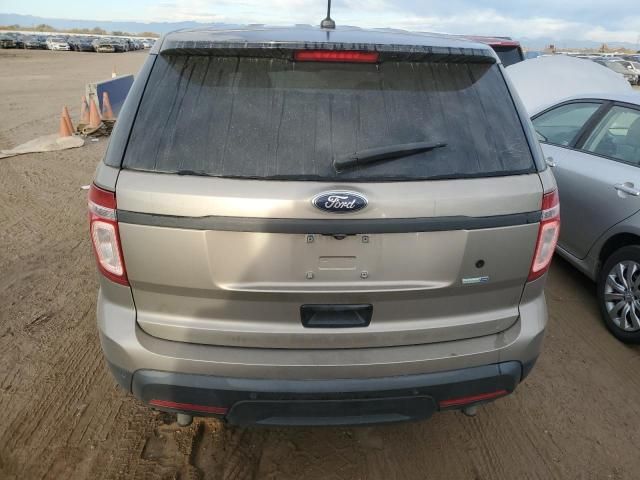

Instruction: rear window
[122,54,535,181]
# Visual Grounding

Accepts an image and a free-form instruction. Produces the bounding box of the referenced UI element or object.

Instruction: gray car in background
[529,92,640,342]
[90,26,557,426]
[594,60,640,85]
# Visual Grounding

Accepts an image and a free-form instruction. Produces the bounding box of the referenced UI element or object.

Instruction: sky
[3,0,640,44]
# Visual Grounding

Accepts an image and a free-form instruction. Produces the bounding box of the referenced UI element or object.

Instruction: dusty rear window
[122,54,535,181]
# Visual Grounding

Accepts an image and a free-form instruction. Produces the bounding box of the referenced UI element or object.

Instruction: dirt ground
[2,49,640,480]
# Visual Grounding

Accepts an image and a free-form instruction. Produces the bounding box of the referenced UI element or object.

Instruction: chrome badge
[462,276,490,285]
[312,191,368,214]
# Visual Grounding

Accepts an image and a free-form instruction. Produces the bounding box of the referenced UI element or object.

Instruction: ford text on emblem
[312,191,368,214]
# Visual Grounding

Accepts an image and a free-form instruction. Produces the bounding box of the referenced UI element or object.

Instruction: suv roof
[152,25,497,62]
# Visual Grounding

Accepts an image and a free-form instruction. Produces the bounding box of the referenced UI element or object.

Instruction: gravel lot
[1,49,640,480]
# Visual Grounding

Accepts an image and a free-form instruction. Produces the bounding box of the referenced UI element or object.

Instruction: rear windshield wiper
[176,169,210,176]
[333,141,447,172]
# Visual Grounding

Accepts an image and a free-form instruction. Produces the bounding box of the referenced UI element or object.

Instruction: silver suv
[89,26,559,426]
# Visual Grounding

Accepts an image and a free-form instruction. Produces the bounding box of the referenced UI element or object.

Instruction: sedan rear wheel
[598,246,640,343]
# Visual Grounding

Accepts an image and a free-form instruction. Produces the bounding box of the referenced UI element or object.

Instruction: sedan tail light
[528,189,560,282]
[88,184,129,286]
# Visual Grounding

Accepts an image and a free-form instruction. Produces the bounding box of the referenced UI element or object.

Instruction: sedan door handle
[614,183,640,196]
[545,156,557,168]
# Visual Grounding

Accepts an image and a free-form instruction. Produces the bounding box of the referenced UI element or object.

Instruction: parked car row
[0,32,26,48]
[92,37,153,53]
[595,60,640,85]
[575,55,640,85]
[0,32,155,52]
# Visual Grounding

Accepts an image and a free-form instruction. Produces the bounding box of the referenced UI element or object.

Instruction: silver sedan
[530,92,640,342]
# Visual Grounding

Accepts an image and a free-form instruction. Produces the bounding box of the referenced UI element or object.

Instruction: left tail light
[88,184,129,286]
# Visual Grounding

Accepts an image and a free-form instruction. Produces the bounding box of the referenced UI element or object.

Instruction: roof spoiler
[159,41,497,64]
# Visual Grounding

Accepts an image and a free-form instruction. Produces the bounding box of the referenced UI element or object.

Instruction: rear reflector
[294,50,379,63]
[439,389,508,408]
[149,399,228,415]
[88,184,129,286]
[528,189,560,282]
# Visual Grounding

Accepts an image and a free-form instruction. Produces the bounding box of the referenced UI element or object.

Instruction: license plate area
[201,230,466,292]
[309,234,366,275]
[301,304,373,328]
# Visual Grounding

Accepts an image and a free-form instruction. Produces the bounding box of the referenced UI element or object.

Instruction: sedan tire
[598,245,640,343]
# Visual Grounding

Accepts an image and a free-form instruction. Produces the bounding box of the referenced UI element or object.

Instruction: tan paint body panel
[97,275,547,380]
[116,171,543,349]
[116,170,542,219]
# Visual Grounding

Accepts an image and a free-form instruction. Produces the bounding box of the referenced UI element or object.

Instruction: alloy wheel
[604,260,640,332]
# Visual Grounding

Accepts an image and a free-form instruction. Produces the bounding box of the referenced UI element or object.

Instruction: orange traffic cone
[102,92,115,120]
[62,105,74,134]
[88,97,101,128]
[59,110,73,138]
[80,96,90,125]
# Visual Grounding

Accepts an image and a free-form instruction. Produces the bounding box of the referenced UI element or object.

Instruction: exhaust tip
[176,413,193,427]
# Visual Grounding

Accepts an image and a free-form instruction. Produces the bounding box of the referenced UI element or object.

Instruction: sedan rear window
[122,54,535,181]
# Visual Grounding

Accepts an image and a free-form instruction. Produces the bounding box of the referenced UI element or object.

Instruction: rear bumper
[109,360,528,426]
[98,275,547,425]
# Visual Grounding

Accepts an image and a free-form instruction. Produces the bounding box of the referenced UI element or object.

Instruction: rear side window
[123,54,535,181]
[532,103,601,146]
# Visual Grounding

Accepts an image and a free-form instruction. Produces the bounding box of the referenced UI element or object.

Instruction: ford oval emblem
[312,191,368,214]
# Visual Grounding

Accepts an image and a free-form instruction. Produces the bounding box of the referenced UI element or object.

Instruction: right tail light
[528,189,560,282]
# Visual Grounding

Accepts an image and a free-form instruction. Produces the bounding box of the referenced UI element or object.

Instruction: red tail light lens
[294,50,379,63]
[149,399,228,415]
[88,184,129,286]
[528,190,560,282]
[439,389,508,408]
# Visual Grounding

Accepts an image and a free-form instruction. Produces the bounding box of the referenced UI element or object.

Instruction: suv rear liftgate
[115,45,541,350]
[91,28,556,425]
